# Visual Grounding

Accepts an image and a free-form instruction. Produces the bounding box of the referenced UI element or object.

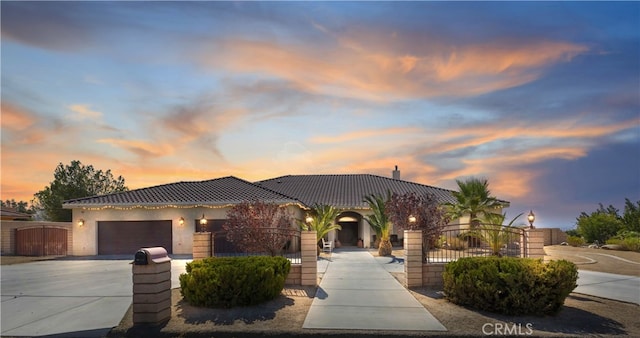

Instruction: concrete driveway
[1,256,191,337]
[575,270,640,305]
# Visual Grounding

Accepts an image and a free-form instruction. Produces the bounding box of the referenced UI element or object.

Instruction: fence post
[404,230,423,288]
[192,232,212,260]
[525,228,545,259]
[300,231,318,286]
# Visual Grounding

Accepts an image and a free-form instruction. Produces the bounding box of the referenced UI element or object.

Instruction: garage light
[178,217,185,226]
[199,214,208,232]
[77,219,85,227]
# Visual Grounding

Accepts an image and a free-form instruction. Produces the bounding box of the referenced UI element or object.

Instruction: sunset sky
[2,2,638,229]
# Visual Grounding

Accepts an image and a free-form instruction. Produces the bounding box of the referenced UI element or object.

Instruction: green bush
[179,256,291,308]
[443,257,577,315]
[607,231,640,252]
[567,235,585,247]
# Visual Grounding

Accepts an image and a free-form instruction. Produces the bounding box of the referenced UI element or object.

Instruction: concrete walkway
[303,248,446,331]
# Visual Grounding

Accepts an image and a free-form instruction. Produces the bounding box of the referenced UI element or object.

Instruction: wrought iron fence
[212,228,302,264]
[424,224,525,263]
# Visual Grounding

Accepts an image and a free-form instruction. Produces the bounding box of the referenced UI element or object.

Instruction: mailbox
[133,247,170,265]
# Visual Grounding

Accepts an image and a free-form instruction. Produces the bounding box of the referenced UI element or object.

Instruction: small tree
[444,177,502,229]
[622,199,640,232]
[363,192,392,256]
[33,160,127,221]
[298,204,341,251]
[386,192,450,261]
[469,212,522,256]
[223,201,297,256]
[577,212,623,244]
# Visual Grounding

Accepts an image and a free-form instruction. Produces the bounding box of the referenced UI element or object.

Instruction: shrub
[607,231,640,252]
[443,257,577,315]
[567,235,585,247]
[179,256,291,308]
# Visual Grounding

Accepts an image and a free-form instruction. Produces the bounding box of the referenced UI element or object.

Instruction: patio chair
[322,238,333,253]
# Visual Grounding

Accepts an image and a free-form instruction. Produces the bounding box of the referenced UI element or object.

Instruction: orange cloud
[309,126,422,144]
[200,35,587,101]
[67,104,102,120]
[1,102,37,130]
[98,138,175,158]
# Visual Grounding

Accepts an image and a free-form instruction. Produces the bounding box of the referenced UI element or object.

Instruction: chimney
[392,165,400,180]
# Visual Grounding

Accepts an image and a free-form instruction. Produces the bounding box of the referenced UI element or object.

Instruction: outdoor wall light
[178,217,185,226]
[527,210,535,228]
[77,219,85,227]
[408,215,417,224]
[199,214,208,232]
[305,216,313,224]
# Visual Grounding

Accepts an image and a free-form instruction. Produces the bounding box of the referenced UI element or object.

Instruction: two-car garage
[97,220,172,255]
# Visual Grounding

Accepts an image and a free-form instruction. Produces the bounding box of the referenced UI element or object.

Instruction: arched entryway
[336,211,362,247]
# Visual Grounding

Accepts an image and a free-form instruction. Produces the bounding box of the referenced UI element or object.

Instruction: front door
[337,221,358,246]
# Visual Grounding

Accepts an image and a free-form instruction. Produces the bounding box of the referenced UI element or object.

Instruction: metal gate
[15,226,68,256]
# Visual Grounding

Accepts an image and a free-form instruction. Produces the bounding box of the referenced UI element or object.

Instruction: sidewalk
[575,270,640,305]
[302,248,446,331]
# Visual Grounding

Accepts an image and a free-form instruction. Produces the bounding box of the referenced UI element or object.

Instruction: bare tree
[386,192,450,261]
[223,201,297,256]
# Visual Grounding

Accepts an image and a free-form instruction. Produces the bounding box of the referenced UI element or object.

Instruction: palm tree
[470,212,523,256]
[445,177,503,229]
[363,192,392,256]
[299,204,342,251]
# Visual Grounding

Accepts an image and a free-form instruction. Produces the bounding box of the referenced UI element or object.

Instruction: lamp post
[527,210,535,229]
[408,215,416,226]
[200,214,208,232]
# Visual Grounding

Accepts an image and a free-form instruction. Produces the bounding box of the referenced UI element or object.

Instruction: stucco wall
[71,205,306,256]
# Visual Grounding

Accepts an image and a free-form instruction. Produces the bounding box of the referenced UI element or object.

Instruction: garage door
[98,220,172,255]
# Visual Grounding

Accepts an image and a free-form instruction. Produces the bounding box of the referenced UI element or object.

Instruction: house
[62,168,509,256]
[1,207,33,221]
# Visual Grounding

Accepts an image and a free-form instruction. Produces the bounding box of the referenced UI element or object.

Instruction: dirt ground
[108,246,640,337]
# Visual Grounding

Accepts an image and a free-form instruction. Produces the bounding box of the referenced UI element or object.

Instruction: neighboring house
[1,207,33,221]
[62,168,509,256]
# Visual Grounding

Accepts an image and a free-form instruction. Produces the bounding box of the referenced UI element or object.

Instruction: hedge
[443,257,577,315]
[179,256,291,308]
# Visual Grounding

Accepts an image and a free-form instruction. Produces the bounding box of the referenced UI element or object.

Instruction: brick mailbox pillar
[404,230,423,288]
[132,247,172,325]
[192,232,213,260]
[300,231,318,286]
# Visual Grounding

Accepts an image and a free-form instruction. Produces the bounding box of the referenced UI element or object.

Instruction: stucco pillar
[525,228,545,259]
[404,230,423,288]
[300,231,318,286]
[192,232,212,260]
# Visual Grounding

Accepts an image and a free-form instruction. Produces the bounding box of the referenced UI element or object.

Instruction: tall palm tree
[363,192,392,256]
[445,177,503,229]
[299,204,342,251]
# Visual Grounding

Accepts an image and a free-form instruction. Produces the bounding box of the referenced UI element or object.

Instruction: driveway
[575,270,640,305]
[1,256,191,337]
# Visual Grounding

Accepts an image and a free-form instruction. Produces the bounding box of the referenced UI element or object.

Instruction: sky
[1,2,638,229]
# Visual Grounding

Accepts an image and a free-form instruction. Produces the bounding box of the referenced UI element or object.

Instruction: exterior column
[525,228,545,259]
[192,232,212,260]
[404,230,423,288]
[300,231,318,286]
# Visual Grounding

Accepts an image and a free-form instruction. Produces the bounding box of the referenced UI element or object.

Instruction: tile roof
[256,174,461,209]
[63,176,300,208]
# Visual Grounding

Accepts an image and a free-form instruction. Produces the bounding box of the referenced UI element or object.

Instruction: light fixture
[199,214,208,232]
[77,219,85,227]
[305,216,313,224]
[408,215,416,224]
[178,217,185,226]
[527,210,535,228]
